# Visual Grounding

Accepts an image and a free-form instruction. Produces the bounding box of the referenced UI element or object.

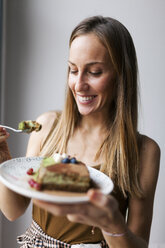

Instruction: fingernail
[88,189,102,201]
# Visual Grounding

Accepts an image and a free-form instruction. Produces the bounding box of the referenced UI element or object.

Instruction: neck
[79,111,111,133]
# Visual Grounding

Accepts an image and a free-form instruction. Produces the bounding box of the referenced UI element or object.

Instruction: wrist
[101,219,128,238]
[102,229,127,237]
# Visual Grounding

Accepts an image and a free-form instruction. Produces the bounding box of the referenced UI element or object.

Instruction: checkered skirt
[17,220,108,248]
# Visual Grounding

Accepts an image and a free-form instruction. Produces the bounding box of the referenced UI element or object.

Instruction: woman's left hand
[33,189,125,232]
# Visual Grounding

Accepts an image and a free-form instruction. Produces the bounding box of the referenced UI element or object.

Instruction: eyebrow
[68,61,105,66]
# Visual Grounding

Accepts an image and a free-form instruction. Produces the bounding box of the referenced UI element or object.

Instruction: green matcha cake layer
[36,162,90,193]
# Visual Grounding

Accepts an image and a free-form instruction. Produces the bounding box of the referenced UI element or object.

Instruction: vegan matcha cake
[18,120,42,133]
[27,153,91,193]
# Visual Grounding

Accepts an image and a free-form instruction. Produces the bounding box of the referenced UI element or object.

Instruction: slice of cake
[28,154,91,193]
[18,120,42,133]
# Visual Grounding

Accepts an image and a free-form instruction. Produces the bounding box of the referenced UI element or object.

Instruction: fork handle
[0,125,22,133]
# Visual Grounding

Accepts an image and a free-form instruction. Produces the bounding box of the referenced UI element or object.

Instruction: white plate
[0,157,114,203]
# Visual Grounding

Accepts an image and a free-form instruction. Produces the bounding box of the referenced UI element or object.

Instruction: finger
[0,128,9,135]
[0,131,10,142]
[33,199,89,216]
[87,189,118,213]
[67,214,86,223]
[67,213,97,227]
[33,199,67,216]
[0,127,6,132]
[67,211,111,229]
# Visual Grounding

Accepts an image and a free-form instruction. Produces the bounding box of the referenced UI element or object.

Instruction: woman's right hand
[0,127,11,163]
[0,127,9,142]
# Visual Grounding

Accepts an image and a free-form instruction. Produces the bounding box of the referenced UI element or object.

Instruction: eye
[70,70,78,74]
[89,71,102,76]
[69,67,78,74]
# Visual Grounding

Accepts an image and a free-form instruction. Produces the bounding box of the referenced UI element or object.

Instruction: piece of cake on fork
[18,120,42,133]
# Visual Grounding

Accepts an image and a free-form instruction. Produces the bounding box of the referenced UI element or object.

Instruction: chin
[78,107,95,116]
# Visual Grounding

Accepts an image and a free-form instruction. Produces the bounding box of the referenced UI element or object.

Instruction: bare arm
[102,136,160,247]
[0,129,30,221]
[0,111,56,221]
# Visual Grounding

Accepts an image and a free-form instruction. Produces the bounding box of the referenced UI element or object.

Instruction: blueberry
[70,157,77,164]
[62,158,70,163]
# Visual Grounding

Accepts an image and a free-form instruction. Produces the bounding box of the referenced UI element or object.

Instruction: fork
[0,125,23,133]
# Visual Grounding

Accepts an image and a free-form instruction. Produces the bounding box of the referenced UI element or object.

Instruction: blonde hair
[40,16,142,197]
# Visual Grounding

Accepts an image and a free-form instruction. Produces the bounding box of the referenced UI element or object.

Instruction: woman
[0,16,160,248]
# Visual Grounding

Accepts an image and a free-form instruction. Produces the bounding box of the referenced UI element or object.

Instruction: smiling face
[68,33,116,117]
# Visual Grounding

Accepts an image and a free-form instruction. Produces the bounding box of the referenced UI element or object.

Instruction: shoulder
[138,134,160,195]
[36,110,61,127]
[36,110,61,145]
[139,134,160,163]
[26,111,61,157]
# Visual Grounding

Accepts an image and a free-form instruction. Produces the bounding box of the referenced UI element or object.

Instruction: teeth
[78,96,95,102]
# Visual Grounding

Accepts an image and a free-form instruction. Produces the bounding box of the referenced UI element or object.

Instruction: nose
[75,72,89,92]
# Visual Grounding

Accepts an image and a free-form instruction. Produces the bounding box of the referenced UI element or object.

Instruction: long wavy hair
[40,16,142,197]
